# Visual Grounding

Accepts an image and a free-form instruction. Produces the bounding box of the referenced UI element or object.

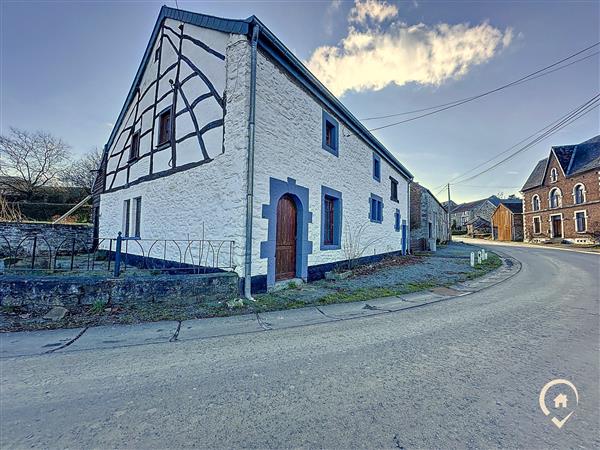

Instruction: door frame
[275,194,299,281]
[260,177,313,289]
[550,213,564,238]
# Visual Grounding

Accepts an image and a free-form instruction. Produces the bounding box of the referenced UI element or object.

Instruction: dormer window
[550,168,558,183]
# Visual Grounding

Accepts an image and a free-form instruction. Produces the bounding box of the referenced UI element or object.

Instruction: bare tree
[62,147,103,194]
[0,128,71,200]
[0,195,25,222]
[342,221,385,270]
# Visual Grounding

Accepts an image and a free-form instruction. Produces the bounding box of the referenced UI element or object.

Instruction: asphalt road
[1,244,599,449]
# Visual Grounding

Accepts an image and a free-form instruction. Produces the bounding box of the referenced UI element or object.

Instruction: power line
[360,51,599,122]
[434,95,598,190]
[452,94,599,185]
[353,42,599,133]
[438,96,599,189]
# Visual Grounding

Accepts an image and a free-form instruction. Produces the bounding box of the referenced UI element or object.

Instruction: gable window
[131,197,142,238]
[550,168,558,183]
[372,154,381,182]
[575,211,587,233]
[394,209,401,232]
[532,195,540,211]
[549,188,561,208]
[122,199,131,237]
[573,184,585,204]
[320,186,342,250]
[533,216,541,234]
[321,111,339,156]
[129,131,140,161]
[390,177,399,202]
[369,193,383,223]
[158,108,172,146]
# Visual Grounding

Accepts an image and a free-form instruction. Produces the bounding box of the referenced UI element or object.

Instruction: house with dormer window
[93,6,413,294]
[521,135,600,243]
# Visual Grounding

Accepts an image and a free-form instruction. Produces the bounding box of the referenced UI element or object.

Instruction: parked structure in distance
[491,201,523,241]
[410,182,448,251]
[93,6,413,293]
[521,135,600,244]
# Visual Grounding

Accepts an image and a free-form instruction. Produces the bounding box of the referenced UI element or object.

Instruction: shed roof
[103,5,413,180]
[501,201,523,214]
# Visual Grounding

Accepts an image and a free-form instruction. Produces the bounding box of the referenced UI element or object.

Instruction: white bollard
[477,250,482,264]
[470,252,475,267]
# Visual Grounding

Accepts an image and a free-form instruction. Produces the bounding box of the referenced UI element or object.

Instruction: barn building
[491,202,523,241]
[94,6,413,295]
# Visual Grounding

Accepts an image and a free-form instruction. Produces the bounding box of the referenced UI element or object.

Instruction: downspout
[406,179,411,255]
[244,24,260,301]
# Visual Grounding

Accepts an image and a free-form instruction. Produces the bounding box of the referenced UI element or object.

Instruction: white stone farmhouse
[95,6,414,294]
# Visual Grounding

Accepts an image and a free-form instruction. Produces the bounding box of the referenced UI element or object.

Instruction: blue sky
[1,0,598,202]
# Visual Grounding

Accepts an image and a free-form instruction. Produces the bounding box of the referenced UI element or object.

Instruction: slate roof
[466,216,491,226]
[521,135,600,191]
[501,201,523,214]
[104,6,413,180]
[451,195,499,214]
[521,158,548,191]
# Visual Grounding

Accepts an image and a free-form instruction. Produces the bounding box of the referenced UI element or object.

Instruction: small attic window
[550,168,558,183]
[154,47,160,62]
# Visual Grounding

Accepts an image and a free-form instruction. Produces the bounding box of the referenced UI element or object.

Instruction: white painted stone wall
[99,32,251,274]
[250,50,410,276]
[99,20,412,282]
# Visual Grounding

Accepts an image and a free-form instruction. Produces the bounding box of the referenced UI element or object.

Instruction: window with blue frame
[394,209,401,231]
[321,186,342,250]
[373,153,381,182]
[322,110,339,156]
[369,194,383,223]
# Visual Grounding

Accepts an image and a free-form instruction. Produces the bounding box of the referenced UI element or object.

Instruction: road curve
[1,244,598,449]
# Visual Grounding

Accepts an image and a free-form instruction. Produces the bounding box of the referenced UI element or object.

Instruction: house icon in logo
[554,393,568,408]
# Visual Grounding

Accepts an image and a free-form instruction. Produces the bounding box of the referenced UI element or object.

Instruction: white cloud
[349,0,398,25]
[307,0,513,97]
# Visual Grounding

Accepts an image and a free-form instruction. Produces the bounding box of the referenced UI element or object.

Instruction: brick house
[410,182,448,251]
[521,135,600,244]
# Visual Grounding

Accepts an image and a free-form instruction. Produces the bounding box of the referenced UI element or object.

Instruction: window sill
[322,144,339,157]
[370,219,383,224]
[373,177,381,183]
[390,197,399,203]
[320,243,341,251]
[156,142,171,151]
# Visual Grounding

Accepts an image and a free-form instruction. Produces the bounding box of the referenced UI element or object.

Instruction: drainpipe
[244,24,260,301]
[406,179,411,254]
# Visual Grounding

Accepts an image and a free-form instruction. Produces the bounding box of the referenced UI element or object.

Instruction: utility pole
[447,183,452,242]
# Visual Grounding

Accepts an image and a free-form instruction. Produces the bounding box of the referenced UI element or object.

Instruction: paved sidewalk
[0,252,521,359]
[456,236,600,255]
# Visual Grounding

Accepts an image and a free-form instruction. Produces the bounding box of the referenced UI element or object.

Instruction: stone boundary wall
[0,222,94,256]
[0,272,238,310]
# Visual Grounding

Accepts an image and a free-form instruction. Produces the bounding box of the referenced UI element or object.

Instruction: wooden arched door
[275,194,297,281]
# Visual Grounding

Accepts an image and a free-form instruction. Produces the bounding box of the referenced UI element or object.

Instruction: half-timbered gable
[104,18,229,191]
